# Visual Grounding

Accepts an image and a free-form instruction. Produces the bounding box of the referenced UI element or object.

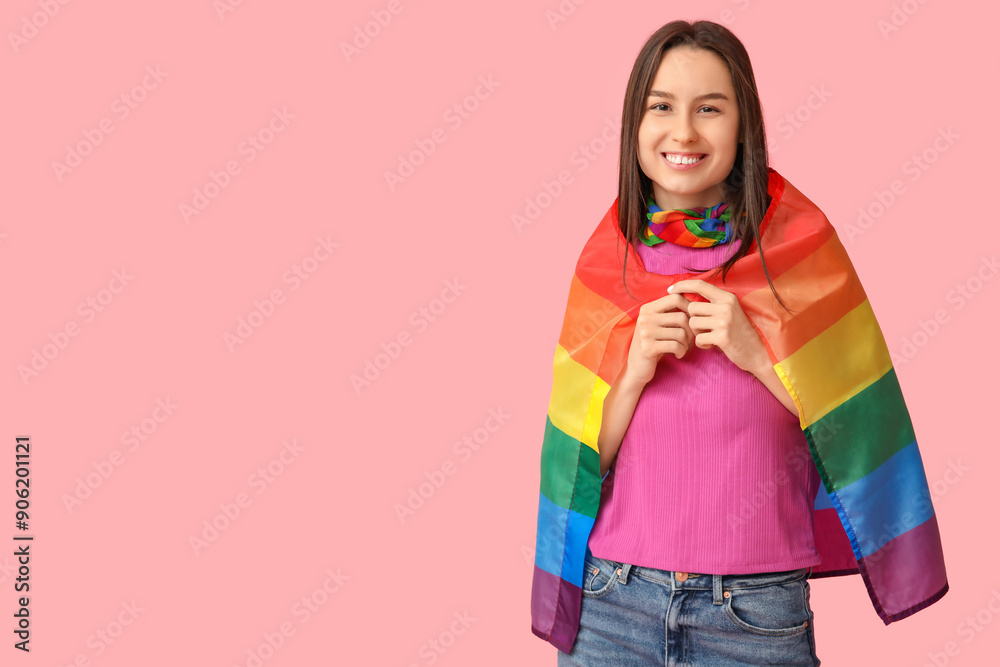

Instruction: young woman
[530,19,948,667]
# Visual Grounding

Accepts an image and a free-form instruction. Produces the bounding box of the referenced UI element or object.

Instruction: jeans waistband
[606,559,811,590]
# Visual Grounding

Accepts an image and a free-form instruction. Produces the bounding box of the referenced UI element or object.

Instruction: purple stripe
[812,507,857,575]
[860,513,948,618]
[531,565,582,653]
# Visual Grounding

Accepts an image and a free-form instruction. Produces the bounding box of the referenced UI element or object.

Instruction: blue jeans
[558,553,820,666]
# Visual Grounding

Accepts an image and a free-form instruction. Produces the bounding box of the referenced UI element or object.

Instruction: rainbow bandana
[643,195,734,247]
[530,168,949,654]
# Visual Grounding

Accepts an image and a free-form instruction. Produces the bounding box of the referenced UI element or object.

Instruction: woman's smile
[661,152,707,170]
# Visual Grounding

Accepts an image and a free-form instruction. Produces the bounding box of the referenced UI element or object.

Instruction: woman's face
[637,46,741,211]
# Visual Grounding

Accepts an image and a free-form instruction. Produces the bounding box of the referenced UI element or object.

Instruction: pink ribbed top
[587,236,823,575]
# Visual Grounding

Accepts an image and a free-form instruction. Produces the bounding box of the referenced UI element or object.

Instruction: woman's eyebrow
[648,90,729,102]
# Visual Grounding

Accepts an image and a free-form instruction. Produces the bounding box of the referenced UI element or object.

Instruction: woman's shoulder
[769,174,836,239]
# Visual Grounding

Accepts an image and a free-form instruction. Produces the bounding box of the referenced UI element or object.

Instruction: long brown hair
[617,20,790,313]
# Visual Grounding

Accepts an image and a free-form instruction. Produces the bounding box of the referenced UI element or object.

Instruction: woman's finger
[685,299,720,319]
[688,316,726,335]
[643,311,689,329]
[668,279,733,304]
[644,292,691,315]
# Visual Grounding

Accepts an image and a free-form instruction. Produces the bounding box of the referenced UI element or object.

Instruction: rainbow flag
[530,168,949,654]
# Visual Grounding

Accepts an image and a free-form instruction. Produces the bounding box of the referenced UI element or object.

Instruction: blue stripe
[813,482,833,510]
[534,492,567,579]
[535,492,595,587]
[834,440,934,557]
[564,507,596,586]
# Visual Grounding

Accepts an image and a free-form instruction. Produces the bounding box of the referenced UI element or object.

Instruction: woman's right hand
[624,293,694,386]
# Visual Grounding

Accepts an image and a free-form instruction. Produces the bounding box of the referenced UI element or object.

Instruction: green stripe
[682,218,726,240]
[805,367,915,491]
[540,416,602,518]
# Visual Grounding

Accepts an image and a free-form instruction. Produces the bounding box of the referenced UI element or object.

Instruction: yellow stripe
[548,344,610,453]
[776,298,893,428]
[773,361,807,430]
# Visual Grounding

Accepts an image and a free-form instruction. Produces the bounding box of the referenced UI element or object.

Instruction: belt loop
[618,562,632,585]
[713,574,724,605]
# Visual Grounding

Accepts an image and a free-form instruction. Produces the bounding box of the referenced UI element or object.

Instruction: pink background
[2,0,998,665]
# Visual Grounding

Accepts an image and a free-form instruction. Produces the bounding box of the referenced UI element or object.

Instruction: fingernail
[667,285,674,293]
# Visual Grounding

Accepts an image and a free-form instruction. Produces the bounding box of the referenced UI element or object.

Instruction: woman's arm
[597,294,693,477]
[597,360,648,478]
[749,360,799,417]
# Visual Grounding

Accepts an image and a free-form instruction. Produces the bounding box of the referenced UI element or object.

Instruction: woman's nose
[672,114,696,143]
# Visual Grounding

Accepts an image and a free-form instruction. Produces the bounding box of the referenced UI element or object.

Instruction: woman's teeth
[664,154,704,164]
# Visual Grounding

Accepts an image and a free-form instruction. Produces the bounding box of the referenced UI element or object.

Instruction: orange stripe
[557,274,625,377]
[722,203,836,298]
[598,317,634,385]
[743,235,869,361]
[555,274,639,386]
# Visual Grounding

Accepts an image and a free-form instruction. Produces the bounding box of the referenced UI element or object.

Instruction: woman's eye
[649,104,719,113]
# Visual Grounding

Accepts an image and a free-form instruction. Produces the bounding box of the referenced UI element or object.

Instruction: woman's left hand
[667,279,770,375]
